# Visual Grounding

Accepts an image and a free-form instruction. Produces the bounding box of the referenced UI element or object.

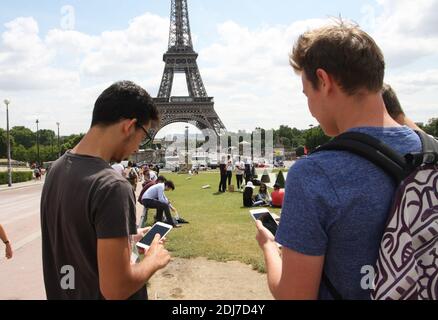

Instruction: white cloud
[79,13,168,79]
[0,13,169,134]
[370,0,438,67]
[199,18,331,131]
[0,3,437,136]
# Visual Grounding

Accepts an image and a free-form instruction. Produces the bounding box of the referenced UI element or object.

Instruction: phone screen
[252,211,278,236]
[138,224,171,247]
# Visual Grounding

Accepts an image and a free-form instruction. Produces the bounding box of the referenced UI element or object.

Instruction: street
[0,182,46,300]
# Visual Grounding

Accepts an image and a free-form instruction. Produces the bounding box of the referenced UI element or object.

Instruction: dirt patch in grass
[148,257,273,300]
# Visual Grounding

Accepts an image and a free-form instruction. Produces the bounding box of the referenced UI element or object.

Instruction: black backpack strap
[405,131,438,167]
[416,130,438,153]
[314,131,437,300]
[314,132,408,184]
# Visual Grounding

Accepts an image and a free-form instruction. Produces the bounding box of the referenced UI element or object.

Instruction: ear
[315,68,332,95]
[121,119,138,136]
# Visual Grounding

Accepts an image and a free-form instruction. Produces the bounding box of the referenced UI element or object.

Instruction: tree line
[0,118,437,163]
[0,126,84,164]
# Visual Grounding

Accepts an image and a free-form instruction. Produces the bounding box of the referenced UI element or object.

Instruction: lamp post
[56,122,60,158]
[185,126,189,169]
[36,119,40,166]
[4,99,12,187]
[195,133,198,161]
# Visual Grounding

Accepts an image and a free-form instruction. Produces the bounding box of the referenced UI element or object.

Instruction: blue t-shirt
[276,126,422,300]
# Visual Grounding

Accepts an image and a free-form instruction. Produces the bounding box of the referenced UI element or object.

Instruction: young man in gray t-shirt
[41,81,170,300]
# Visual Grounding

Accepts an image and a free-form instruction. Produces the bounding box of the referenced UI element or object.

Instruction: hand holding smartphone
[136,222,173,250]
[250,209,279,236]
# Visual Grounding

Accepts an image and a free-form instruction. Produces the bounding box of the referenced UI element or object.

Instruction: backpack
[314,130,438,300]
[138,181,156,204]
[128,168,137,181]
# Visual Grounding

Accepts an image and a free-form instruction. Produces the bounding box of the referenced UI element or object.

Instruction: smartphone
[136,222,173,250]
[250,209,279,236]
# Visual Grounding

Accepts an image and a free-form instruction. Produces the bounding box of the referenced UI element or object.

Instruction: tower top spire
[168,0,194,51]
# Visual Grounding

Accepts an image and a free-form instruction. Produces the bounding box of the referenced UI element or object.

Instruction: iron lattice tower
[154,0,226,137]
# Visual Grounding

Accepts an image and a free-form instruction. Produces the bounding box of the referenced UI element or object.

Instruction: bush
[260,169,270,183]
[275,170,286,188]
[0,171,33,185]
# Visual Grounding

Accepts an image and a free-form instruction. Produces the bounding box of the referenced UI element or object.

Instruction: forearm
[263,243,283,297]
[0,225,9,243]
[102,258,157,300]
[127,260,157,292]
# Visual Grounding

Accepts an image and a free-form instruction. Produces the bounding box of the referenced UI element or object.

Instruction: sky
[0,0,437,137]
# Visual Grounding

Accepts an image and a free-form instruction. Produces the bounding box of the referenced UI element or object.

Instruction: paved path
[0,181,46,300]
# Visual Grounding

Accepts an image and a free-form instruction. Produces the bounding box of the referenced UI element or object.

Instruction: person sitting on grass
[254,183,272,207]
[243,181,256,207]
[270,183,285,208]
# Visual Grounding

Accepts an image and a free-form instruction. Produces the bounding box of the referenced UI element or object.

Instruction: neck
[71,127,116,162]
[333,92,401,135]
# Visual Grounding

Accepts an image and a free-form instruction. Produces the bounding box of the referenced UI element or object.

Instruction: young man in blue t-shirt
[255,22,422,300]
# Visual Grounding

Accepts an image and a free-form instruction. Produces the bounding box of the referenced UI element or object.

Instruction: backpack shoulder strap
[401,131,438,168]
[314,132,408,184]
[416,130,438,153]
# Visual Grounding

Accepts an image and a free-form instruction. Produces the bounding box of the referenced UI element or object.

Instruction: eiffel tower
[153,0,226,137]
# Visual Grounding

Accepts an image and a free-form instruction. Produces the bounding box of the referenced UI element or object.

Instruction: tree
[280,137,291,148]
[304,126,330,152]
[38,129,56,146]
[61,134,85,154]
[274,125,305,149]
[275,170,286,188]
[0,129,7,158]
[423,118,438,138]
[0,128,15,159]
[12,144,28,162]
[296,146,305,157]
[10,126,34,149]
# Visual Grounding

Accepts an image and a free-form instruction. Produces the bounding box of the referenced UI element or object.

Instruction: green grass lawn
[144,171,283,273]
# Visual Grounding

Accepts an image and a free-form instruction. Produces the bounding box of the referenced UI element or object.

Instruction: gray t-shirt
[41,151,146,300]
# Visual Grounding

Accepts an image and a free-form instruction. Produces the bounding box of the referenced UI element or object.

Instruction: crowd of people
[218,156,256,193]
[34,20,437,301]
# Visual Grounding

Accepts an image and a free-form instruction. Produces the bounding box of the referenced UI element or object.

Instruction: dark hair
[259,183,268,193]
[290,21,385,95]
[382,84,405,119]
[165,181,175,190]
[157,176,167,183]
[273,183,281,190]
[128,161,133,167]
[91,81,160,128]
